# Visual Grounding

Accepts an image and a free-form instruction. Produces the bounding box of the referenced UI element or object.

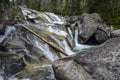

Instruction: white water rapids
[73,28,93,52]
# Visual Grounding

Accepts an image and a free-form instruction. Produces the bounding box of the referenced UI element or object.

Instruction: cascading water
[38,12,54,23]
[63,40,75,55]
[47,26,67,37]
[46,12,64,24]
[73,27,94,53]
[0,75,3,80]
[67,27,73,39]
[0,26,16,43]
[0,7,96,80]
[74,27,79,46]
[34,36,59,62]
[20,7,53,23]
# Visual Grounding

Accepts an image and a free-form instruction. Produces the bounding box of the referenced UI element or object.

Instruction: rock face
[94,29,109,43]
[111,29,120,37]
[65,13,111,44]
[0,24,5,35]
[52,57,93,80]
[53,37,120,80]
[79,13,111,43]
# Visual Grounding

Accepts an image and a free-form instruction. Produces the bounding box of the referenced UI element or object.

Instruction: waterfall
[63,40,75,55]
[47,26,67,37]
[50,36,63,48]
[0,75,3,80]
[74,27,79,46]
[67,27,73,39]
[0,26,16,43]
[73,27,94,53]
[46,12,64,24]
[33,35,59,61]
[38,12,65,24]
[38,12,53,23]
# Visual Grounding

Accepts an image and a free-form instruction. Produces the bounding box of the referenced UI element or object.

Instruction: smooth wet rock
[52,58,93,80]
[111,29,120,37]
[74,37,120,80]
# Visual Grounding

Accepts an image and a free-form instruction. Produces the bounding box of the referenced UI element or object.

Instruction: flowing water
[0,8,94,80]
[34,36,59,62]
[0,26,16,43]
[73,27,94,53]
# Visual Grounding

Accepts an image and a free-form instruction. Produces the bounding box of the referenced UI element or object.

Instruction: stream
[0,7,94,80]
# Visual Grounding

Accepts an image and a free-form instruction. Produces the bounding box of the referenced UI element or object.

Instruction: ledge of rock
[53,37,120,80]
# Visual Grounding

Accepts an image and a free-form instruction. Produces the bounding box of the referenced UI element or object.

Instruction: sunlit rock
[52,57,93,80]
[78,13,111,43]
[111,29,120,37]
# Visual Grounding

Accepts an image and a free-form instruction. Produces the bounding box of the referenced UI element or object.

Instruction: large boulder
[111,29,120,37]
[64,13,111,44]
[78,13,111,43]
[52,57,93,80]
[53,37,120,80]
[74,37,120,80]
[94,29,109,43]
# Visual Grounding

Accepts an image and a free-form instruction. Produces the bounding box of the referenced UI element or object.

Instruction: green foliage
[109,17,120,25]
[113,25,120,30]
[109,16,120,30]
[1,0,120,30]
[0,0,10,4]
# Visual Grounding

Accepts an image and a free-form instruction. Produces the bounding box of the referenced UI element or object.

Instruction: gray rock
[53,37,120,80]
[111,29,120,37]
[0,52,25,75]
[74,37,120,80]
[65,16,79,24]
[7,39,25,49]
[0,24,6,35]
[52,57,93,80]
[95,29,109,43]
[78,13,110,43]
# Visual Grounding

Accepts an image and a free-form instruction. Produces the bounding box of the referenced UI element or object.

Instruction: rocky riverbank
[0,6,118,80]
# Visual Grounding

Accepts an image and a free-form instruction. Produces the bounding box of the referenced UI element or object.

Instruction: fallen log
[15,24,68,56]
